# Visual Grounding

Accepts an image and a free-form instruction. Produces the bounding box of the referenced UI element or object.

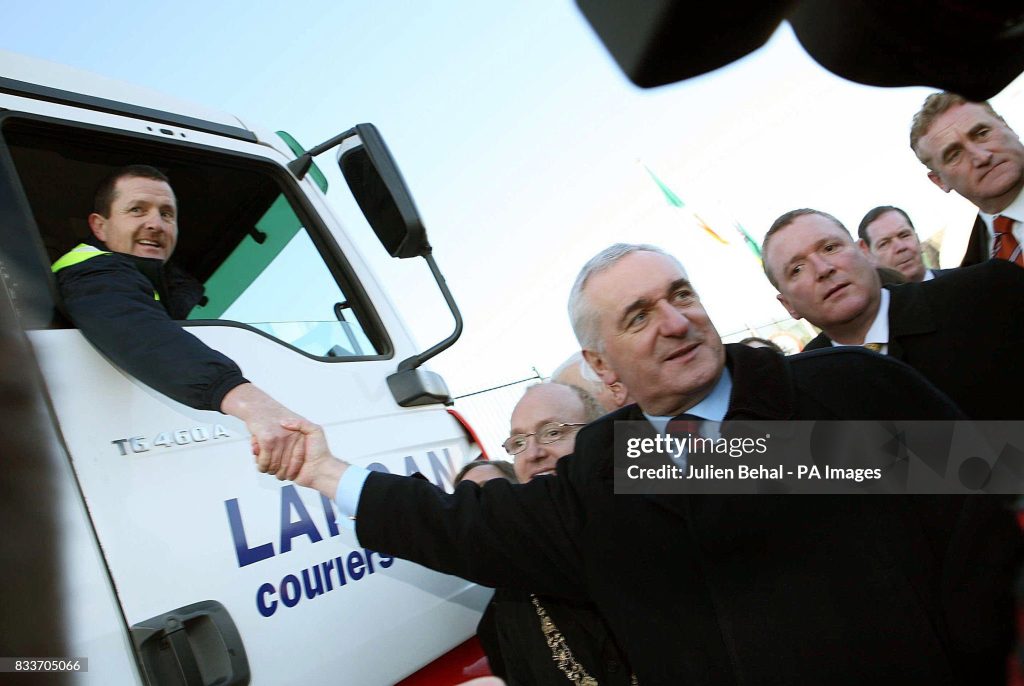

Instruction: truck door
[0,112,487,685]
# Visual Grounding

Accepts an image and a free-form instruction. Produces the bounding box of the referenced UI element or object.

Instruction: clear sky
[2,1,1021,398]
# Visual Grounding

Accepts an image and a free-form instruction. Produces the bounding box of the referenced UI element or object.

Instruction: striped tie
[992,215,1023,266]
[864,343,883,353]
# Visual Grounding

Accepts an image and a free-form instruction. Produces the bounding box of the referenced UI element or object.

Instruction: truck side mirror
[338,124,430,259]
[289,123,461,405]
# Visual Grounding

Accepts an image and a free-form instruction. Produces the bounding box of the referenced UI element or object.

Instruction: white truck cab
[0,50,490,685]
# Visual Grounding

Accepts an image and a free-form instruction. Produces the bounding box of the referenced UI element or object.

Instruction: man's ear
[858,240,880,264]
[87,213,107,243]
[927,170,950,193]
[608,381,630,408]
[583,349,618,386]
[777,293,801,320]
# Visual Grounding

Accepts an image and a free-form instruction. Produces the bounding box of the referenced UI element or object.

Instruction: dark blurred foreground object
[0,255,71,684]
[575,0,1024,100]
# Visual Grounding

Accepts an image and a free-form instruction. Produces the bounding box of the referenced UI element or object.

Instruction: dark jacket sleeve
[56,253,248,411]
[356,468,589,600]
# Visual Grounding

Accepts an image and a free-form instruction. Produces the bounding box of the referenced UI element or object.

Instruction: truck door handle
[131,600,250,685]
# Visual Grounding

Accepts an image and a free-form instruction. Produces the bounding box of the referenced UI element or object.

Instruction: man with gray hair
[551,351,630,413]
[478,380,630,685]
[910,92,1024,267]
[271,243,1017,685]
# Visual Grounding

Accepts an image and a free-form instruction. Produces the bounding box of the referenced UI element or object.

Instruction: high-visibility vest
[51,243,109,273]
[52,243,161,302]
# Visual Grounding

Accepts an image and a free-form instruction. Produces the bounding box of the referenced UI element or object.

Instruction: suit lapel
[959,214,988,267]
[885,284,938,361]
[803,331,831,351]
[801,288,937,361]
[618,405,688,518]
[887,337,905,359]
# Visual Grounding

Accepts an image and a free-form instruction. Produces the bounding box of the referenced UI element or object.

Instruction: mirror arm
[397,250,463,372]
[287,127,357,180]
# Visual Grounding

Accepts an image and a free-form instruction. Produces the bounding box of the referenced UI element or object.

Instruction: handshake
[252,418,348,499]
[249,420,508,686]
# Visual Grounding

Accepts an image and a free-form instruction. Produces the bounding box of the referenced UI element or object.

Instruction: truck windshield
[191,199,374,357]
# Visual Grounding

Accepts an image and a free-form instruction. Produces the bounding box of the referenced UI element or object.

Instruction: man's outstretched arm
[58,254,309,470]
[278,419,588,598]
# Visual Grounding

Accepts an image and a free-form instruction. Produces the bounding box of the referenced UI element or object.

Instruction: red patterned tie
[667,415,702,439]
[666,415,702,466]
[992,215,1023,266]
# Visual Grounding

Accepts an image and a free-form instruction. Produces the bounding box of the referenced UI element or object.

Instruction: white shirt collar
[644,367,732,433]
[829,288,890,352]
[922,269,936,281]
[978,186,1024,231]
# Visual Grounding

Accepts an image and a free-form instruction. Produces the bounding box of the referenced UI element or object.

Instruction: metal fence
[452,373,542,460]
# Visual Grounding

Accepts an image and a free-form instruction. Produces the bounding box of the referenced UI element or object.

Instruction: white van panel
[30,325,485,684]
[55,430,146,685]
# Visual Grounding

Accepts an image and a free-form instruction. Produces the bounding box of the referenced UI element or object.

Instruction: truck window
[189,198,376,357]
[0,114,388,359]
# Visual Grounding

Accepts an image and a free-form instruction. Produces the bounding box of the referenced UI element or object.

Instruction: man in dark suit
[910,92,1024,268]
[857,205,949,281]
[276,244,1018,685]
[762,208,1024,420]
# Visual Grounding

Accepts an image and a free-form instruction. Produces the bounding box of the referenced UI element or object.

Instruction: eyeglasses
[502,422,587,456]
